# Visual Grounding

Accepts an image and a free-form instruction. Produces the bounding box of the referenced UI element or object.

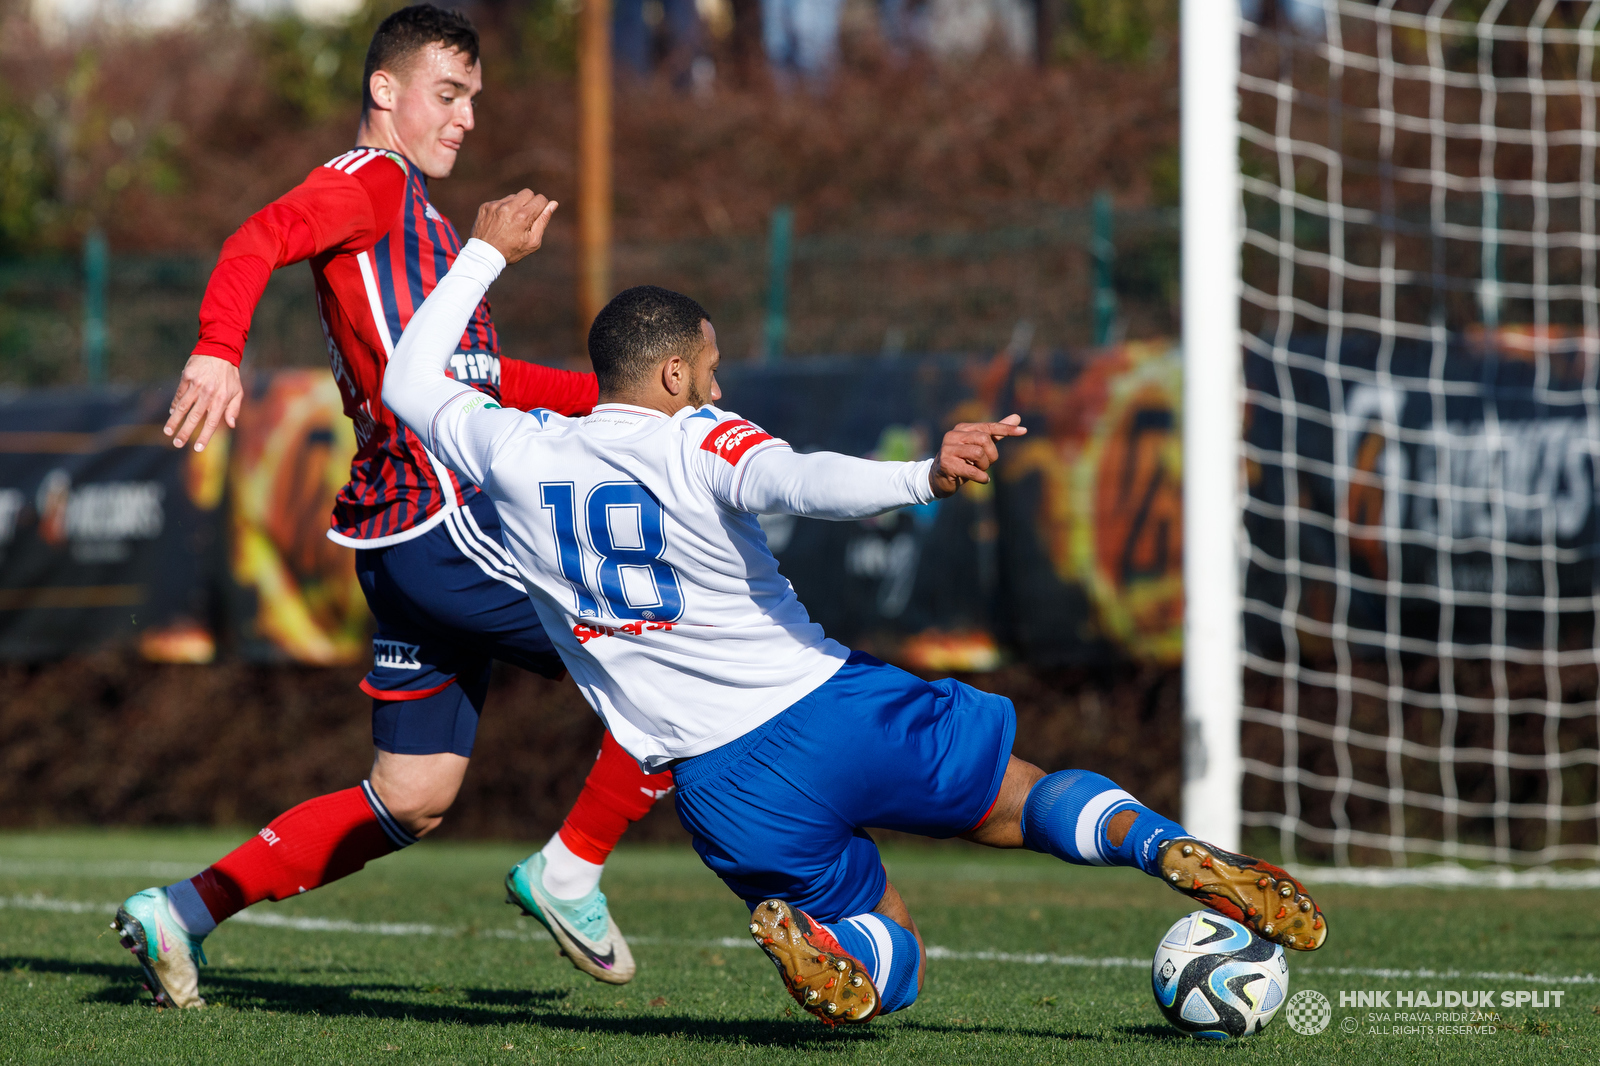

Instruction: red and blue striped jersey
[194,147,597,546]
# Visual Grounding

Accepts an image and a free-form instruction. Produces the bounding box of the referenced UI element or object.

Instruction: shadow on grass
[4,954,872,1046]
[1112,1023,1194,1042]
[892,1019,1181,1043]
[5,954,1158,1047]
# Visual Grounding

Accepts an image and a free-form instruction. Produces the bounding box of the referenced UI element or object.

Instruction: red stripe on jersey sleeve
[700,420,775,465]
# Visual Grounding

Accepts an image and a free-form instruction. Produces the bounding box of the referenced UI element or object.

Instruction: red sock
[189,783,411,923]
[557,732,675,864]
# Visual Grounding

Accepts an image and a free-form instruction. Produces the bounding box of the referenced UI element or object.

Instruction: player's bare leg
[369,750,470,836]
[114,751,465,1008]
[962,756,1328,952]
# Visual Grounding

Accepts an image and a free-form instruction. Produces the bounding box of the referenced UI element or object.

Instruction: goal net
[1206,0,1600,875]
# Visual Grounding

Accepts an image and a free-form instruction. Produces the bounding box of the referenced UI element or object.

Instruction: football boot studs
[749,899,880,1026]
[1156,839,1328,951]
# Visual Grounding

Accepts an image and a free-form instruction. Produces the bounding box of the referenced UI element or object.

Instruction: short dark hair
[588,286,711,395]
[363,5,481,113]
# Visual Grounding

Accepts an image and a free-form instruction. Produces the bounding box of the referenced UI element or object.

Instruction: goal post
[1196,0,1600,878]
[1181,0,1244,852]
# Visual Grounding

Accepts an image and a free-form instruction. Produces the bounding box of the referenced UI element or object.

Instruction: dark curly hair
[588,286,712,396]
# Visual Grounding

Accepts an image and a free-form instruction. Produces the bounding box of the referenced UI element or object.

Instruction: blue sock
[819,912,920,1014]
[1018,769,1189,877]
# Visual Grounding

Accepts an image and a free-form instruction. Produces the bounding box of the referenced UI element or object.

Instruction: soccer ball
[1151,910,1288,1039]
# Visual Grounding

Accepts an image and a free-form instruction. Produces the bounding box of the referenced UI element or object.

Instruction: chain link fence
[0,205,1177,386]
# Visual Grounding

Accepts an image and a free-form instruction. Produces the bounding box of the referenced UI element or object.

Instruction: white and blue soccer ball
[1151,911,1288,1039]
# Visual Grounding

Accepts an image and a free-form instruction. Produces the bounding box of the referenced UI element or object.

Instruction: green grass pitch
[0,830,1593,1064]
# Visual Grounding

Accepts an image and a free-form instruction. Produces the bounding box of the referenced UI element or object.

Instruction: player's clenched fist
[471,190,559,264]
[930,413,1027,498]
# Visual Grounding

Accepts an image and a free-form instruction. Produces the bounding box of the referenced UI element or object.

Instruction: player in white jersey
[385,192,1330,1026]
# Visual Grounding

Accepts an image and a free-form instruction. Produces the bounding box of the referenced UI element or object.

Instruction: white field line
[230,912,449,937]
[1295,965,1600,986]
[0,859,199,880]
[925,947,1144,968]
[0,894,112,915]
[1288,863,1600,889]
[4,893,1595,988]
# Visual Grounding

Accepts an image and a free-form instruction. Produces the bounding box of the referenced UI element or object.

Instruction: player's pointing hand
[930,413,1026,498]
[471,190,559,265]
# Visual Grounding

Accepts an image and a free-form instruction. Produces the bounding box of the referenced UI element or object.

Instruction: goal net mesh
[1237,0,1600,867]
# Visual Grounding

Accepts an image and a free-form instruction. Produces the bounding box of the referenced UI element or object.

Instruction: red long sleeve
[500,357,598,416]
[193,154,407,365]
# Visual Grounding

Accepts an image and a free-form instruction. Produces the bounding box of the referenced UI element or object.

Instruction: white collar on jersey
[590,402,670,419]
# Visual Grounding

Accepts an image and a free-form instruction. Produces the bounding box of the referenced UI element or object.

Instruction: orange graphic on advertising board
[1005,342,1184,662]
[1347,430,1390,582]
[229,371,369,663]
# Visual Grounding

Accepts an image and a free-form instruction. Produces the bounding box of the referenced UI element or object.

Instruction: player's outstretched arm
[166,156,406,451]
[729,447,940,519]
[500,357,599,416]
[723,414,1027,519]
[383,191,558,485]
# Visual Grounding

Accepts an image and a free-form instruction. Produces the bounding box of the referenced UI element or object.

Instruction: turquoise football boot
[112,887,208,1008]
[505,853,636,984]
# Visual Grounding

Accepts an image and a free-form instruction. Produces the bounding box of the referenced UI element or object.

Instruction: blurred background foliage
[1054,0,1175,63]
[257,4,394,121]
[0,93,53,255]
[0,0,1181,385]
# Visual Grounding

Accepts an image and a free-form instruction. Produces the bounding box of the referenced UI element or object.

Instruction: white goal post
[1183,0,1600,878]
[1181,0,1245,853]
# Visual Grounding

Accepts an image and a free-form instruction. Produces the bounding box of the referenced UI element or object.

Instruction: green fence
[0,204,1178,387]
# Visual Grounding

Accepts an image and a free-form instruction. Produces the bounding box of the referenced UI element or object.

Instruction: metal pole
[764,205,793,363]
[1180,0,1242,849]
[577,0,613,335]
[84,228,107,386]
[1092,189,1118,346]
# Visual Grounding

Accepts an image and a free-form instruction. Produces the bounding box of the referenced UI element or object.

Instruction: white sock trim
[165,879,217,938]
[844,913,895,989]
[1074,789,1138,866]
[361,780,419,849]
[539,835,604,900]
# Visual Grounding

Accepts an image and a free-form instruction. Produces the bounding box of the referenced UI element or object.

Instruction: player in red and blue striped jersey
[111,5,669,1009]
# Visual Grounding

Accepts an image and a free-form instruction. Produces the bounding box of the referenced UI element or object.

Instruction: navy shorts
[354,492,564,758]
[672,651,1016,922]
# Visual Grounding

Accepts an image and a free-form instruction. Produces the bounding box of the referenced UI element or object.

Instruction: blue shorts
[672,651,1016,922]
[354,492,564,758]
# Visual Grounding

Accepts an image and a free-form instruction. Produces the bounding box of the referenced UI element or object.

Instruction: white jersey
[384,240,938,769]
